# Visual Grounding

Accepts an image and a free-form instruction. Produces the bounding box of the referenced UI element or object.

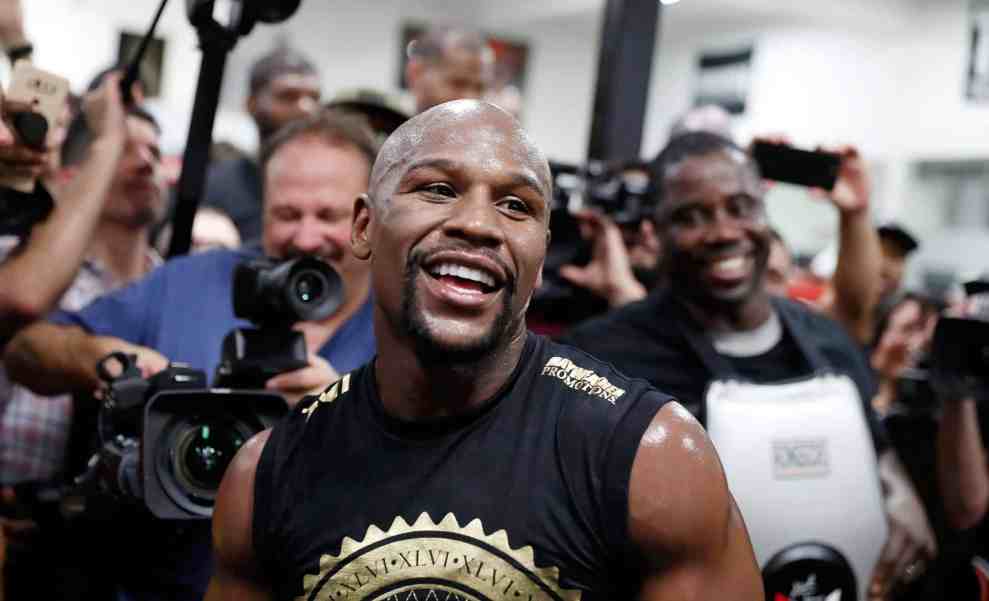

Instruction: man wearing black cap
[877,222,919,305]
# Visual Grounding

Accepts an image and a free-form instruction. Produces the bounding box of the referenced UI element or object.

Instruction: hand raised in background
[815,145,871,215]
[559,210,646,308]
[82,71,128,144]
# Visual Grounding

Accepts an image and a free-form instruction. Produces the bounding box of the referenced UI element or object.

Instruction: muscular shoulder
[628,404,763,597]
[628,403,729,552]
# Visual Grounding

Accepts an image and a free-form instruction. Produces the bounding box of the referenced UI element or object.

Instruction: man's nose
[291,216,332,254]
[442,186,504,246]
[298,96,318,115]
[705,209,746,244]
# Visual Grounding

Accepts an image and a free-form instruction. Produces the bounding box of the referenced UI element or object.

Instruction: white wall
[641,0,989,255]
[20,1,989,254]
[19,0,601,162]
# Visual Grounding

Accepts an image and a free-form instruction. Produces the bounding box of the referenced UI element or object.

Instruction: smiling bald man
[205,100,761,601]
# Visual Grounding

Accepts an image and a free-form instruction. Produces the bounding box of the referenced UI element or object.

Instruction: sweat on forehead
[369,99,550,197]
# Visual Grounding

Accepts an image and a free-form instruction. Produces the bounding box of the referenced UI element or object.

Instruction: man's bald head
[369,99,552,208]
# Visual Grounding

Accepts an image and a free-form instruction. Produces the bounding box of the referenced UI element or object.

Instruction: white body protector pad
[705,374,887,601]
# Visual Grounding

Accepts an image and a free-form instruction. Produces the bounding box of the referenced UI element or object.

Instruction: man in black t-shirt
[564,131,936,599]
[204,101,762,600]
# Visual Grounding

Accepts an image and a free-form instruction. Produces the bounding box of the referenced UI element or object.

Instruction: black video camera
[929,280,989,401]
[75,354,285,520]
[215,255,343,388]
[70,256,342,519]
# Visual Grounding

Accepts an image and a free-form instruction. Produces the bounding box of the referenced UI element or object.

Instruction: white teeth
[430,262,496,288]
[712,257,746,273]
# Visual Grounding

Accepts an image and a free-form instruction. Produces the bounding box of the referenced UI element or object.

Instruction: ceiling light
[660,0,681,5]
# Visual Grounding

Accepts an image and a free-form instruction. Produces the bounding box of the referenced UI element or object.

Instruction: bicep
[639,497,762,600]
[628,403,763,601]
[207,429,272,600]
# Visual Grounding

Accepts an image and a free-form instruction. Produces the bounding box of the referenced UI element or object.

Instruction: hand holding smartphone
[0,61,68,191]
[751,140,843,191]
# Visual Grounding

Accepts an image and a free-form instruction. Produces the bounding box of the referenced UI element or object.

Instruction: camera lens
[293,271,325,304]
[173,418,247,494]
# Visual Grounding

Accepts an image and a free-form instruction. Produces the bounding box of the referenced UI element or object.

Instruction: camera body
[533,161,655,319]
[143,385,284,518]
[87,356,286,520]
[215,256,342,388]
[74,255,341,520]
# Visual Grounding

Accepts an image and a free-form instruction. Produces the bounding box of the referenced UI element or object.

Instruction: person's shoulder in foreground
[204,99,762,601]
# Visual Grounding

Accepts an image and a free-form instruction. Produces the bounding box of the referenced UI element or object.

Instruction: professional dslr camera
[532,160,655,319]
[70,256,342,519]
[889,281,989,414]
[929,280,989,401]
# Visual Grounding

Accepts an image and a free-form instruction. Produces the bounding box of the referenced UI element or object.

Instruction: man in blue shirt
[6,107,379,407]
[3,109,379,601]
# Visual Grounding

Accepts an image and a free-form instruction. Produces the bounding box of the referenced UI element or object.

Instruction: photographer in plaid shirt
[0,69,166,599]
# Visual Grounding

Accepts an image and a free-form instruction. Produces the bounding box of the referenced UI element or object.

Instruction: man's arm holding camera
[4,322,167,395]
[938,396,989,530]
[559,210,647,308]
[0,74,128,340]
[819,146,882,345]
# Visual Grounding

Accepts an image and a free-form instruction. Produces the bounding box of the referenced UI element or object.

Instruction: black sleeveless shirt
[253,332,672,601]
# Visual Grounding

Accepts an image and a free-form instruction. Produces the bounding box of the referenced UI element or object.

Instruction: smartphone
[0,62,69,191]
[751,141,842,191]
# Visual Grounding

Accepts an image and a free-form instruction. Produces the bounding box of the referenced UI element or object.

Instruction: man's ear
[405,60,422,90]
[351,194,374,260]
[246,93,259,119]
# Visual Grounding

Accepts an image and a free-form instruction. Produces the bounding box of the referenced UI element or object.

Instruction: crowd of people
[0,2,987,600]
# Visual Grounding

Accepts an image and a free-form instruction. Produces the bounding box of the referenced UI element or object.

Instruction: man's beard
[399,250,517,367]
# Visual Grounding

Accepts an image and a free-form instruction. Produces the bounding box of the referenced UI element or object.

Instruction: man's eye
[500,198,531,215]
[729,196,758,218]
[672,208,702,227]
[420,183,456,197]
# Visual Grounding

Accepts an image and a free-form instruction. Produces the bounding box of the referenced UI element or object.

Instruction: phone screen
[751,142,842,190]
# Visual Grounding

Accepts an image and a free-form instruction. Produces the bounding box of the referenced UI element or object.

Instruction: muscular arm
[4,321,166,395]
[204,429,273,601]
[937,397,989,531]
[629,402,763,600]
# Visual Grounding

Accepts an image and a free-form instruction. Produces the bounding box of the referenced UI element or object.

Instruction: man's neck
[680,291,774,334]
[373,321,529,422]
[88,220,153,285]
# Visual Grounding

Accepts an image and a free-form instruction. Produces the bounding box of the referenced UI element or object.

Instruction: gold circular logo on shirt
[297,513,581,601]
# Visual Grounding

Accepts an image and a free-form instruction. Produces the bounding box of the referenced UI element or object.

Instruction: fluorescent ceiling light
[660,0,681,5]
